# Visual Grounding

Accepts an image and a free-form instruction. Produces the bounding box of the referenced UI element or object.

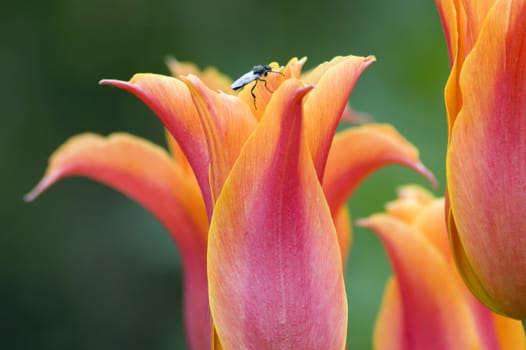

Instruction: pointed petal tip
[288,82,315,105]
[24,174,57,202]
[23,191,36,202]
[299,83,316,94]
[414,161,438,189]
[164,55,176,65]
[360,55,376,69]
[177,74,203,93]
[355,215,384,229]
[355,217,369,227]
[98,78,112,85]
[99,78,126,87]
[278,79,315,104]
[178,73,197,85]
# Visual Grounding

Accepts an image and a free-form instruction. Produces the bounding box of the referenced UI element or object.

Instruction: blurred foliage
[1,0,448,348]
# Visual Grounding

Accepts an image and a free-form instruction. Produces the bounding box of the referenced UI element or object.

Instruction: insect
[231,65,284,108]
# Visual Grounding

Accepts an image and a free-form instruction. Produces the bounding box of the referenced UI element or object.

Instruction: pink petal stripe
[208,80,347,349]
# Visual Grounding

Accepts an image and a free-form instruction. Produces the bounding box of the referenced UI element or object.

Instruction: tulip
[435,0,526,318]
[358,185,525,349]
[27,55,435,348]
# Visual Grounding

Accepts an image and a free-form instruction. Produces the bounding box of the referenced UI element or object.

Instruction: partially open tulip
[27,55,435,348]
[359,185,525,349]
[435,0,526,318]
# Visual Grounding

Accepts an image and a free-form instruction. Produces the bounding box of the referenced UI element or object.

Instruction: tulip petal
[434,0,457,64]
[373,277,404,350]
[208,80,347,349]
[166,56,233,93]
[358,214,481,349]
[492,313,526,349]
[323,124,437,215]
[282,56,307,79]
[385,188,451,264]
[447,0,526,318]
[340,104,373,124]
[448,210,516,316]
[303,55,375,179]
[180,75,257,202]
[401,190,511,348]
[451,227,526,349]
[165,130,194,177]
[25,133,211,350]
[334,205,353,267]
[438,0,495,131]
[384,185,435,224]
[412,199,453,263]
[385,187,456,268]
[435,0,494,64]
[368,188,525,349]
[99,74,214,216]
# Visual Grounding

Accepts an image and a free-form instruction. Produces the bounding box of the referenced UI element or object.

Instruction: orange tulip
[436,0,526,318]
[27,56,435,348]
[359,185,525,349]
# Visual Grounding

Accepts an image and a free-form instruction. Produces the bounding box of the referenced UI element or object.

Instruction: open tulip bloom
[359,185,525,349]
[26,55,439,348]
[436,0,526,319]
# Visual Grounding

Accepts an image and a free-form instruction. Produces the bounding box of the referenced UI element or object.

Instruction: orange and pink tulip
[27,56,436,348]
[359,185,525,350]
[436,0,526,318]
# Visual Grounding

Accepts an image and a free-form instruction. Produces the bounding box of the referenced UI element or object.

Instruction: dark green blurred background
[2,0,448,348]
